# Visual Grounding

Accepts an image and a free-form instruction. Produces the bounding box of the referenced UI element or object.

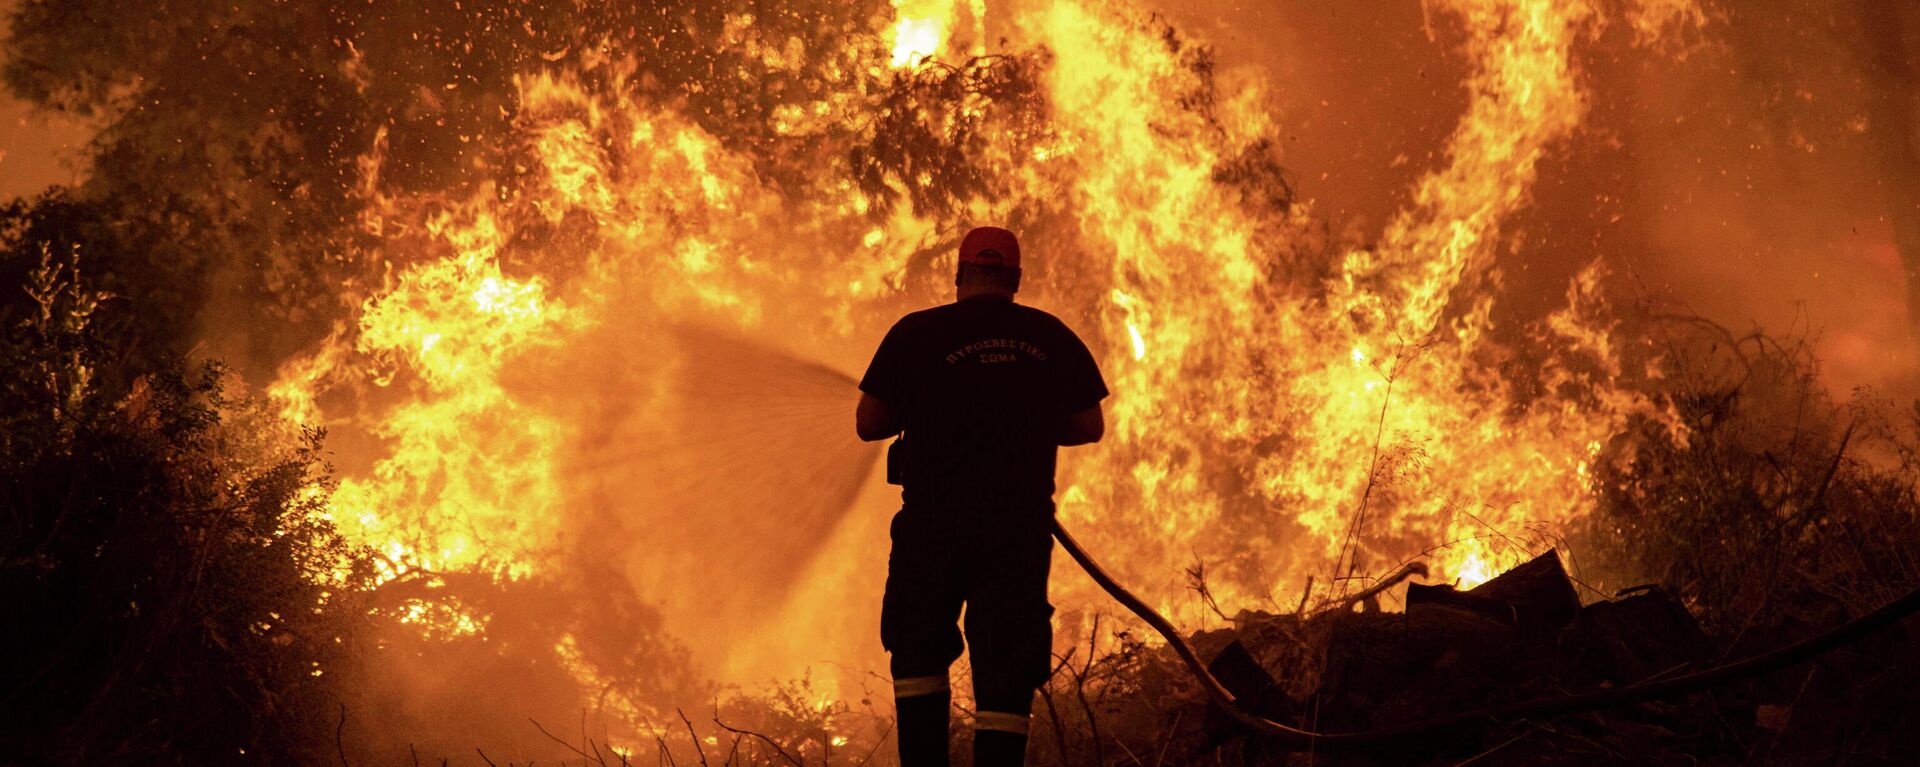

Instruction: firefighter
[855,226,1108,767]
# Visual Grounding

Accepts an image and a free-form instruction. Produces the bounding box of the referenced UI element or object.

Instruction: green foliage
[0,246,375,764]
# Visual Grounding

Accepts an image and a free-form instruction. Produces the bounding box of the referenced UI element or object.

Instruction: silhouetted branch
[530,718,599,764]
[852,718,894,767]
[677,709,709,767]
[711,714,803,767]
[336,704,350,767]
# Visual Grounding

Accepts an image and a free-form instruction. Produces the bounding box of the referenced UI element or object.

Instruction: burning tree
[5,0,1920,763]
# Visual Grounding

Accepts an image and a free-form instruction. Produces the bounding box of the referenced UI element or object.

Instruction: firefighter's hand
[855,393,900,441]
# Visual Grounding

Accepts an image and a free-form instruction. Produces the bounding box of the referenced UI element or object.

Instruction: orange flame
[270,0,1700,709]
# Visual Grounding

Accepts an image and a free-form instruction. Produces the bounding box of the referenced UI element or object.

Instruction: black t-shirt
[860,297,1109,505]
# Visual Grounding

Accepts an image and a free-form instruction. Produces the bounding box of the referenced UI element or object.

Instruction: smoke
[9,0,1917,756]
[1151,0,1920,394]
[1595,0,1917,393]
[1140,1,1470,233]
[0,0,90,198]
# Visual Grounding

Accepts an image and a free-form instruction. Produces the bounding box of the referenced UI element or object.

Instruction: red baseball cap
[958,226,1021,268]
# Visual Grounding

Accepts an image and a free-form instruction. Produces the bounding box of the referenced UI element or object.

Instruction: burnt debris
[1176,550,1920,766]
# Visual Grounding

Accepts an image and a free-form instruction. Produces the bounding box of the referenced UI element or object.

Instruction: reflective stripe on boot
[895,684,951,767]
[973,711,1030,735]
[972,714,1029,767]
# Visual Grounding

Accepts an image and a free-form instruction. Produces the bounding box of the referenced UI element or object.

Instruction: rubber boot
[972,727,1028,767]
[895,690,952,767]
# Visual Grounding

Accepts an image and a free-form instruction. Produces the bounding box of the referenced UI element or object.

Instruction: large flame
[271,0,1696,713]
[1037,0,1684,622]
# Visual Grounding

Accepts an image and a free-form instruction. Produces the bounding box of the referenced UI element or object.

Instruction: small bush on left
[0,239,375,765]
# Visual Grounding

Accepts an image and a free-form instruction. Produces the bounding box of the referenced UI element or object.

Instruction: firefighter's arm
[856,393,900,442]
[1059,404,1104,446]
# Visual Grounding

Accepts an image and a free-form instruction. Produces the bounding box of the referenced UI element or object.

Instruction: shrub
[1578,322,1920,637]
[0,245,374,765]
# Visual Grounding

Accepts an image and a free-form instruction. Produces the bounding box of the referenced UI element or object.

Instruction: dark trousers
[882,501,1054,766]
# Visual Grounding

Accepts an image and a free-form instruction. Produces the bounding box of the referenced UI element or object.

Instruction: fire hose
[1050,517,1920,751]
